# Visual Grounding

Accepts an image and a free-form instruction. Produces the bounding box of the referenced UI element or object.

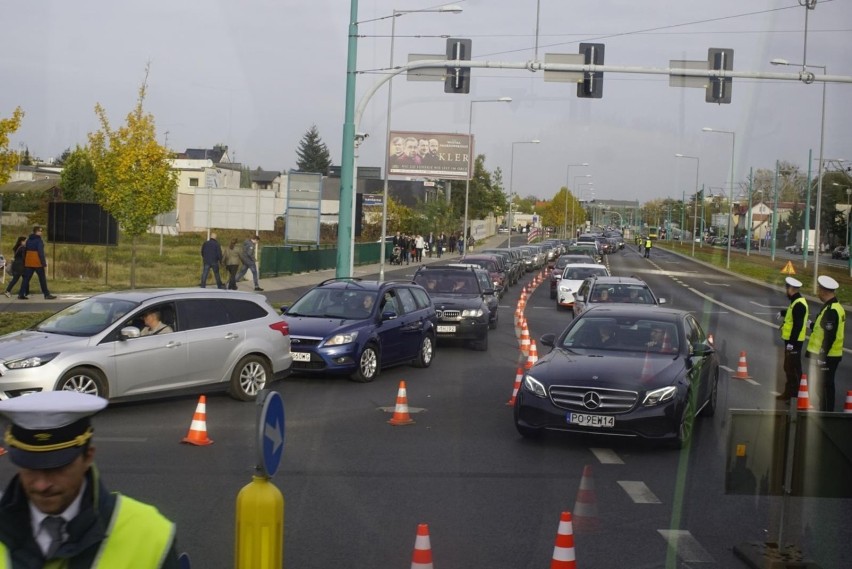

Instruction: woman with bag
[3,236,26,298]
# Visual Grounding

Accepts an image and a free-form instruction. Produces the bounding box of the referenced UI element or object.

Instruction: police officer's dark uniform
[805,275,845,412]
[0,391,181,568]
[777,276,808,401]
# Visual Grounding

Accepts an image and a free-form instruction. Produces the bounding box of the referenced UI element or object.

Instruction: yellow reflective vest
[0,494,174,569]
[806,300,845,358]
[781,296,808,342]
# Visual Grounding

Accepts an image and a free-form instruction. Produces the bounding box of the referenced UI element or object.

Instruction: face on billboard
[429,139,439,154]
[404,138,418,157]
[392,137,405,156]
[418,139,429,157]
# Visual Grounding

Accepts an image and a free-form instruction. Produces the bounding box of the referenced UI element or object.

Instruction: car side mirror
[381,311,397,321]
[540,333,556,348]
[120,326,141,340]
[575,294,584,302]
[691,341,715,357]
[658,298,667,305]
[280,306,289,314]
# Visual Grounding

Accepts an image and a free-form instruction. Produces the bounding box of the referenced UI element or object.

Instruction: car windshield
[288,288,377,319]
[34,297,139,336]
[415,273,479,294]
[561,317,679,353]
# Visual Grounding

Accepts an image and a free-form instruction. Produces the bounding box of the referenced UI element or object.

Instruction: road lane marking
[749,301,787,309]
[618,481,661,504]
[657,530,715,563]
[590,448,624,464]
[703,281,730,286]
[720,365,760,385]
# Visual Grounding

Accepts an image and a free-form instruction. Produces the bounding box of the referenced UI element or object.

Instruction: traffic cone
[181,395,214,446]
[550,511,577,569]
[640,353,655,384]
[411,523,433,569]
[843,391,852,414]
[507,366,524,406]
[0,447,6,457]
[525,340,539,370]
[572,464,600,533]
[520,324,531,356]
[733,351,752,380]
[388,381,415,426]
[796,374,813,411]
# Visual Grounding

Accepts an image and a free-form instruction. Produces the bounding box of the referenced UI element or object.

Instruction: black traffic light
[445,38,472,94]
[706,48,733,104]
[577,43,604,99]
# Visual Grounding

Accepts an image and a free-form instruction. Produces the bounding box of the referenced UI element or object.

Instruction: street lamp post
[702,127,736,269]
[675,154,700,257]
[508,139,541,248]
[464,97,512,251]
[377,4,462,281]
[563,163,589,239]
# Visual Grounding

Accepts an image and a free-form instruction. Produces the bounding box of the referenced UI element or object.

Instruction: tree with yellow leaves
[88,67,176,287]
[0,107,25,185]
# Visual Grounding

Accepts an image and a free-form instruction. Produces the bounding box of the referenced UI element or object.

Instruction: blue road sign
[257,390,285,478]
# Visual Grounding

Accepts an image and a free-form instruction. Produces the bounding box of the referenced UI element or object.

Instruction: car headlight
[558,284,573,293]
[326,331,359,346]
[4,353,60,369]
[642,386,677,406]
[522,374,547,398]
[462,308,484,318]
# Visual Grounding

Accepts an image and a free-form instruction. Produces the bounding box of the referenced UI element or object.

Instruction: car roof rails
[318,277,364,286]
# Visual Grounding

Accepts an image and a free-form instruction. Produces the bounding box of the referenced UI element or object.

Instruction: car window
[380,291,399,317]
[178,299,228,330]
[396,288,417,314]
[410,287,432,309]
[686,315,705,347]
[476,272,491,291]
[223,299,268,322]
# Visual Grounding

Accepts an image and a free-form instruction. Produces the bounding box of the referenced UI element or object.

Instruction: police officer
[644,236,652,258]
[776,276,808,402]
[805,275,845,412]
[0,391,182,567]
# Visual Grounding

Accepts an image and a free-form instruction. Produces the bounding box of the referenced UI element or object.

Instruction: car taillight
[269,321,289,336]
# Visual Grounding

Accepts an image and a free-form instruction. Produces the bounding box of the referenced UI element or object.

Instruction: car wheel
[413,335,434,368]
[351,344,380,382]
[57,367,109,399]
[229,355,270,401]
[700,371,719,418]
[473,331,489,351]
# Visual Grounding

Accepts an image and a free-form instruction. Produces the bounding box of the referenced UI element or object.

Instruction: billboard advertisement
[388,131,472,181]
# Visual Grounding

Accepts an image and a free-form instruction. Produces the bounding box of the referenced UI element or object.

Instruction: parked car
[831,245,850,260]
[413,266,491,350]
[282,278,437,382]
[513,305,719,448]
[556,263,610,308]
[0,289,292,401]
[573,275,665,317]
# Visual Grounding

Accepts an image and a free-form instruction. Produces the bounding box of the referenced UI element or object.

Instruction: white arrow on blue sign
[257,390,285,478]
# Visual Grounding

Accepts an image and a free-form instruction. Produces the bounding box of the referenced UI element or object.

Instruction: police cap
[784,277,803,288]
[817,275,839,291]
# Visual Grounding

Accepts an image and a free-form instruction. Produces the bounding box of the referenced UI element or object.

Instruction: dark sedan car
[413,266,491,351]
[514,305,719,448]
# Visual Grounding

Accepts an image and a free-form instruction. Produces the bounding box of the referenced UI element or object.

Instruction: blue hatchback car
[281,278,438,382]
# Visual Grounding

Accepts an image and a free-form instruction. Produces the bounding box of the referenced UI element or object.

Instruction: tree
[0,106,25,184]
[60,146,97,202]
[295,125,332,174]
[54,147,73,166]
[88,66,177,288]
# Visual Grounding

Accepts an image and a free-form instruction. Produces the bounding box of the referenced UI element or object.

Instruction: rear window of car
[563,266,609,280]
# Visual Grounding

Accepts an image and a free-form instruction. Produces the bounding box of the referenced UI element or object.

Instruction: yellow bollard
[235,475,284,569]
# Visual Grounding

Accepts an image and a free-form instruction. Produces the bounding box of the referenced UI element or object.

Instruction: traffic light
[577,43,604,99]
[445,38,472,94]
[706,48,733,104]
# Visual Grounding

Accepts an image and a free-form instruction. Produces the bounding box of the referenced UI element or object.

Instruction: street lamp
[508,139,541,248]
[564,163,589,239]
[702,127,736,269]
[572,183,594,237]
[675,153,700,257]
[771,58,827,292]
[377,4,463,281]
[464,97,512,250]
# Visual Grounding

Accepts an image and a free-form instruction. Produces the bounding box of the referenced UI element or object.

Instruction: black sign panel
[48,202,119,245]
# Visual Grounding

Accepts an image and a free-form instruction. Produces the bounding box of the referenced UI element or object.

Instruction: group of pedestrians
[391,231,466,264]
[199,233,263,291]
[4,225,57,300]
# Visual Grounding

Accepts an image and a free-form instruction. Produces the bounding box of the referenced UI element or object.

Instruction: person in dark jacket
[4,236,27,298]
[0,391,182,568]
[776,276,808,402]
[200,232,224,288]
[19,226,56,300]
[235,234,263,291]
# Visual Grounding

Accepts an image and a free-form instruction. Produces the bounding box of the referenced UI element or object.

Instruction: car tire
[473,331,489,351]
[57,367,109,399]
[413,335,434,368]
[229,355,271,401]
[700,371,719,418]
[351,343,380,382]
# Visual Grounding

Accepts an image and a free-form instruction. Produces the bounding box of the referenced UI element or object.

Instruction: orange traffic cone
[507,366,524,406]
[733,351,751,380]
[388,381,415,426]
[550,511,577,569]
[0,447,6,457]
[843,391,852,414]
[181,395,214,446]
[520,324,531,356]
[411,523,433,569]
[796,374,813,411]
[572,465,600,533]
[525,340,539,370]
[640,353,655,384]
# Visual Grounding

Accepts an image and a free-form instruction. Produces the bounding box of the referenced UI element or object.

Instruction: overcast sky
[2,0,850,204]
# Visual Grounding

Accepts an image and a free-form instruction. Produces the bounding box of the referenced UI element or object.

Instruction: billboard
[388,131,471,181]
[48,202,118,246]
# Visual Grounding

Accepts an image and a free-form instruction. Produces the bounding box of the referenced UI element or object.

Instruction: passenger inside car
[141,309,174,336]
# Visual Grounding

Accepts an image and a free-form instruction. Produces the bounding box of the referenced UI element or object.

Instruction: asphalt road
[1,244,849,568]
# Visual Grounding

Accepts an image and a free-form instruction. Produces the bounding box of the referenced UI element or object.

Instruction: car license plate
[437,325,456,333]
[567,412,614,428]
[291,352,311,362]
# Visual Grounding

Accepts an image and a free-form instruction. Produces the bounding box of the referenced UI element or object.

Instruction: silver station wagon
[0,289,292,402]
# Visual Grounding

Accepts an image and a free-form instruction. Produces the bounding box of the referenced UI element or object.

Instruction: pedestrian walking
[776,276,808,402]
[436,233,445,258]
[0,391,183,567]
[4,236,27,298]
[236,234,264,291]
[223,238,242,290]
[805,275,845,412]
[19,225,57,300]
[200,232,225,288]
[644,236,652,258]
[415,234,425,262]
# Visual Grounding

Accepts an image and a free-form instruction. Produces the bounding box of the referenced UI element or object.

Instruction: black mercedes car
[513,305,718,448]
[413,266,490,351]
